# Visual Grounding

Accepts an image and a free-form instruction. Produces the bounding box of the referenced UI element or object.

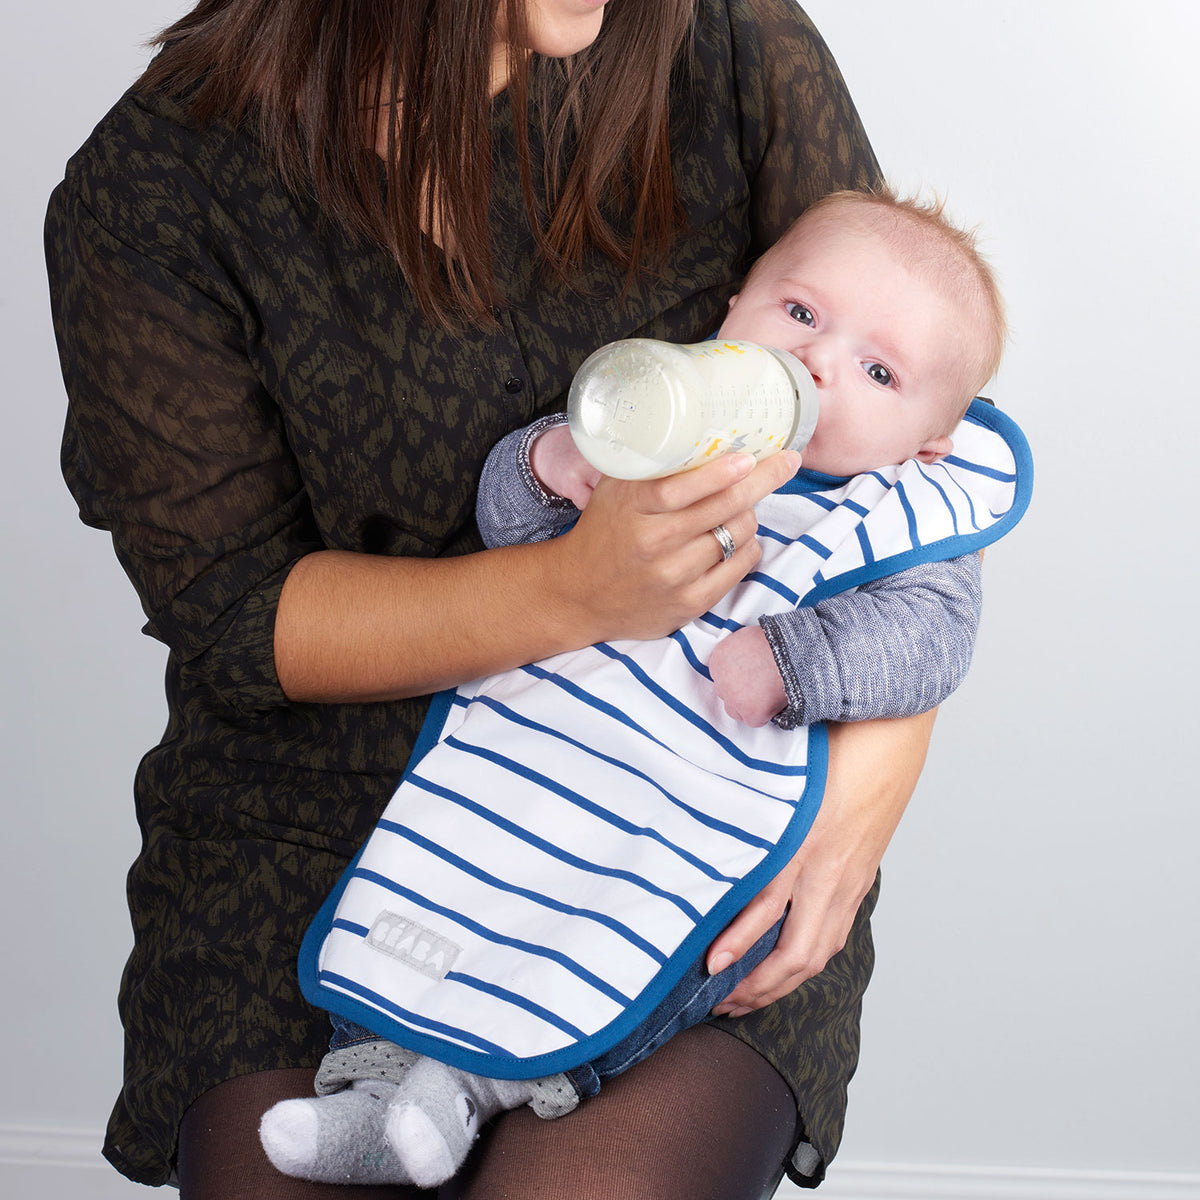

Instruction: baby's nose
[794,345,830,387]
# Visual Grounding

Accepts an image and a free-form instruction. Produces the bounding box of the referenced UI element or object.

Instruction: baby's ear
[725,292,740,312]
[915,435,954,464]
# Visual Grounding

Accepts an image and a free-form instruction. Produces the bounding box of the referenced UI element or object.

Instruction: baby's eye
[864,362,894,387]
[785,302,815,326]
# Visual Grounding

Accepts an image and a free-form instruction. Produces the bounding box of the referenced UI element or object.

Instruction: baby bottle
[567,338,818,480]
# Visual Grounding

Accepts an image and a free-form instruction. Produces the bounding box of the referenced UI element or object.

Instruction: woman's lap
[178,1024,794,1200]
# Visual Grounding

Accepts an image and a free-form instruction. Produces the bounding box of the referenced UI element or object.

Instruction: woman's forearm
[273,541,589,703]
[820,709,938,866]
[708,709,937,1011]
[273,451,802,704]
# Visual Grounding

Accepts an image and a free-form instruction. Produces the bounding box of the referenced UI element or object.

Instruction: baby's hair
[785,186,1007,410]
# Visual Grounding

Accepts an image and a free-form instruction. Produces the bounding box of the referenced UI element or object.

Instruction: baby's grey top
[476,416,983,728]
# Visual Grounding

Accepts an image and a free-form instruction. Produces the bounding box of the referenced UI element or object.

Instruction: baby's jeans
[325,917,783,1106]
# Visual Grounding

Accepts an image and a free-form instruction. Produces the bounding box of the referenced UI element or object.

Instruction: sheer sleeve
[732,0,883,260]
[46,184,323,714]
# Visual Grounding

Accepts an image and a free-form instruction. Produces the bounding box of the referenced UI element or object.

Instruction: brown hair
[137,0,696,327]
[788,187,1008,402]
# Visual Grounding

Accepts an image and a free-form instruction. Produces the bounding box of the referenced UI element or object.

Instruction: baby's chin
[799,432,928,477]
[795,451,840,477]
[795,439,857,478]
[799,446,901,478]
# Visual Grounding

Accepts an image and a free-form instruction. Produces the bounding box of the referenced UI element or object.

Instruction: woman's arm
[48,156,799,712]
[273,449,799,703]
[707,710,936,1013]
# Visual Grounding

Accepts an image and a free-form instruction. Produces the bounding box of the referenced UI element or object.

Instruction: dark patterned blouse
[46,0,880,1187]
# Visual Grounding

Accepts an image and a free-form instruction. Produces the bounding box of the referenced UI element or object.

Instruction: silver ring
[711,523,736,562]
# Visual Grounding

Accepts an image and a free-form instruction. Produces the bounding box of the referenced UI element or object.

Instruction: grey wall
[802,0,1200,1177]
[4,1,1198,1196]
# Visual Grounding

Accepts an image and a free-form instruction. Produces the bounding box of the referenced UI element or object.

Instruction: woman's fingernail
[708,951,734,976]
[711,1004,733,1017]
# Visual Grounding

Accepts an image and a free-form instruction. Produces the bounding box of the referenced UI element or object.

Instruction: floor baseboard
[786,1160,1200,1200]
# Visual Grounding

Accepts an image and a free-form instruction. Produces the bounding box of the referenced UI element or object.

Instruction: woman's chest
[239,227,741,557]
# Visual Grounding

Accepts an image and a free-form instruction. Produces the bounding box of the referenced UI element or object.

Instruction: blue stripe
[522,659,806,781]
[742,571,801,605]
[377,815,672,959]
[943,453,1016,482]
[586,646,808,778]
[445,972,588,1041]
[455,695,772,857]
[855,520,875,565]
[895,480,921,548]
[796,534,833,559]
[801,491,839,512]
[440,739,722,907]
[318,970,516,1057]
[800,487,870,518]
[351,868,633,1006]
[697,611,743,633]
[669,627,714,679]
[332,918,370,938]
[756,522,793,546]
[942,463,983,531]
[915,462,961,536]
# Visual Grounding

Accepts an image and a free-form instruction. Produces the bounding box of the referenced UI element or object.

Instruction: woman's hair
[137,0,697,327]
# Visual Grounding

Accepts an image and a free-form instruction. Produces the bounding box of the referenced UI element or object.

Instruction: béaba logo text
[366,911,462,979]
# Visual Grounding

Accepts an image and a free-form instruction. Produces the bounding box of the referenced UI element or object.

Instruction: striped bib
[301,400,1032,1079]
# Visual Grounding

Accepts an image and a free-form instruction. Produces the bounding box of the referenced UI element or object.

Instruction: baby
[514,186,1005,728]
[262,188,1010,1187]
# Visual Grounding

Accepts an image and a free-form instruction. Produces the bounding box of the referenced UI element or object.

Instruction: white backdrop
[3,2,1198,1198]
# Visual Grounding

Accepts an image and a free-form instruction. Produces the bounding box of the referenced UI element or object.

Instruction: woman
[46,0,933,1195]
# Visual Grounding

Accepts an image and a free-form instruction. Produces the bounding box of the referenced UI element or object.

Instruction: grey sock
[384,1057,536,1187]
[259,1078,413,1185]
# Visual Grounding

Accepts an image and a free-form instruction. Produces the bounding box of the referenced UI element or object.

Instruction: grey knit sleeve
[475,413,579,548]
[760,553,983,728]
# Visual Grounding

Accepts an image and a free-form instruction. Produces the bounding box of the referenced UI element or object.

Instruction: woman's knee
[177,1067,419,1200]
[451,1024,796,1200]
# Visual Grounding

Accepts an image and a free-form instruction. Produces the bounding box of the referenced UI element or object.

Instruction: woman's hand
[706,710,937,1014]
[554,450,802,644]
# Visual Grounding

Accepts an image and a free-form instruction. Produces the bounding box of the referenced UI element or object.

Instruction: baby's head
[719,188,1006,476]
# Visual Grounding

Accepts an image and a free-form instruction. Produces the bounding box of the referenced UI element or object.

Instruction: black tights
[177,1024,796,1200]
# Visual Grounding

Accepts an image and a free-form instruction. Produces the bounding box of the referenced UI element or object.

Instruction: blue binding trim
[799,399,1033,605]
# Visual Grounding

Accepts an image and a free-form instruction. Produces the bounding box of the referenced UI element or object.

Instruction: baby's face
[719,214,971,476]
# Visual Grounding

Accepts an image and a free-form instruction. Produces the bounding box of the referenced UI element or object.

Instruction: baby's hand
[530,423,602,509]
[708,625,787,727]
